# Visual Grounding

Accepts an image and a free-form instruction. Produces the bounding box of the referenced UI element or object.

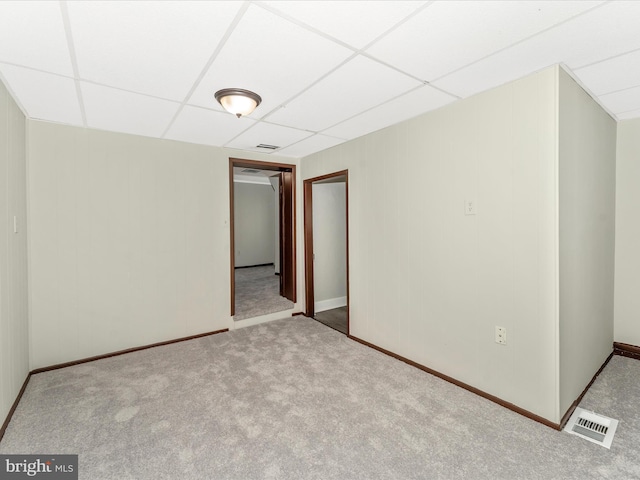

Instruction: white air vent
[564,407,619,449]
[256,144,279,150]
[241,168,261,174]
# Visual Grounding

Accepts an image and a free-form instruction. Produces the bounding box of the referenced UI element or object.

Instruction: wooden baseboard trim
[235,263,274,270]
[0,374,31,443]
[559,351,614,429]
[292,312,305,317]
[348,334,561,430]
[613,342,640,360]
[31,328,229,375]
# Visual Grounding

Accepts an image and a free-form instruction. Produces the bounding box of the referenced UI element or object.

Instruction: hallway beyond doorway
[313,306,348,334]
[234,265,293,321]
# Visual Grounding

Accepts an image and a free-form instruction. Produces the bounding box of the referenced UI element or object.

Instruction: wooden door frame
[229,158,296,316]
[279,170,295,300]
[303,170,349,333]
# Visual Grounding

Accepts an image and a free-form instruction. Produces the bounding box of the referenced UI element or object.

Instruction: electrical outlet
[495,326,507,345]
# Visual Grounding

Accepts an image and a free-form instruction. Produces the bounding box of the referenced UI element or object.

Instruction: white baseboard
[231,308,295,330]
[315,296,347,313]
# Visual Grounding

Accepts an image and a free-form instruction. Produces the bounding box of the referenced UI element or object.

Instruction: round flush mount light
[214,88,262,118]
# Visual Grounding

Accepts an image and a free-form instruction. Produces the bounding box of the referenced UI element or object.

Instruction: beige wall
[271,176,280,274]
[615,118,640,347]
[8,63,626,425]
[0,80,29,423]
[302,67,560,422]
[234,182,276,267]
[558,69,616,415]
[27,121,297,369]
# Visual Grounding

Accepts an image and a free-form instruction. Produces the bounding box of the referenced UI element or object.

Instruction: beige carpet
[1,317,638,479]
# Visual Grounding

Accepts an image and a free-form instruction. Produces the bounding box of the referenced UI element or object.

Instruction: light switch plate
[464,199,476,215]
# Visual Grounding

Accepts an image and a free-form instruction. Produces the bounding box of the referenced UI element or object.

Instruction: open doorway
[304,170,349,334]
[229,158,296,320]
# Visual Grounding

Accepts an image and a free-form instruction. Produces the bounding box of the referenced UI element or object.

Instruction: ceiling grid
[0,0,638,158]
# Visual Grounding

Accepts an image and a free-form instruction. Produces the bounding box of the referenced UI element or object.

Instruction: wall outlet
[495,326,507,345]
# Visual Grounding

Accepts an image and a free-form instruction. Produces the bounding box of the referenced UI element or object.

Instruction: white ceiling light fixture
[214,88,262,118]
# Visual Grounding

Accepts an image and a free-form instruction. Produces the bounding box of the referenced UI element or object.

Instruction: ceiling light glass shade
[214,88,262,118]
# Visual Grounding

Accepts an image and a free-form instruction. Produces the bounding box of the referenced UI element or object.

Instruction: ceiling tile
[81,83,180,138]
[431,1,640,98]
[68,1,242,101]
[188,3,353,118]
[366,0,603,82]
[263,1,426,49]
[574,49,640,95]
[0,1,73,76]
[0,64,82,124]
[267,55,422,132]
[277,134,347,158]
[617,108,640,121]
[598,86,640,115]
[3,0,640,150]
[559,1,640,69]
[225,122,313,152]
[324,85,456,140]
[164,105,255,147]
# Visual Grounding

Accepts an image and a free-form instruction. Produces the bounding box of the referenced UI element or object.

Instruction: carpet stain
[115,405,140,422]
[264,463,282,478]
[179,449,194,462]
[368,436,383,451]
[241,423,262,439]
[222,435,240,446]
[266,391,286,403]
[116,386,138,403]
[150,420,171,432]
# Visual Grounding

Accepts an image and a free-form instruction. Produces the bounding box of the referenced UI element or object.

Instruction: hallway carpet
[234,265,293,320]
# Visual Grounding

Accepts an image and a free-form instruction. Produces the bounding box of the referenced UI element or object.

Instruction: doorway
[229,158,296,320]
[304,170,349,335]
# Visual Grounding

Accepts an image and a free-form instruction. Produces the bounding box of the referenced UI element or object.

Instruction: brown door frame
[229,158,296,316]
[279,170,295,300]
[303,170,349,333]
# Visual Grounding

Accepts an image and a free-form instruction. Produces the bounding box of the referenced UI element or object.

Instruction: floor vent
[564,407,619,449]
[256,144,279,150]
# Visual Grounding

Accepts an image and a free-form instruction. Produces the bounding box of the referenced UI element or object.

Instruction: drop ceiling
[1,1,639,159]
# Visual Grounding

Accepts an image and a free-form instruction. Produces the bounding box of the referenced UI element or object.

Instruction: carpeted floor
[1,317,639,479]
[234,265,294,320]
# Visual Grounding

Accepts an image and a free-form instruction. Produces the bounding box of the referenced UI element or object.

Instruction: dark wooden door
[279,171,295,301]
